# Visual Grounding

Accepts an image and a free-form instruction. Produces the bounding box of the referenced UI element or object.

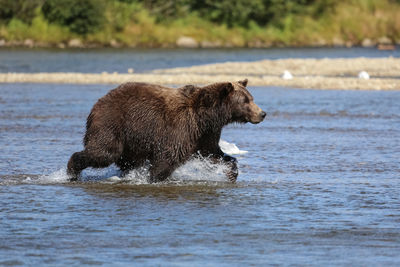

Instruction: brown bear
[67,79,266,183]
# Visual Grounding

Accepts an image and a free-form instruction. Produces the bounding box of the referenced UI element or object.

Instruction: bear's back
[86,82,190,139]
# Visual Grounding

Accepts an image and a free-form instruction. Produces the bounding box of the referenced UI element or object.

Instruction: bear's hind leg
[67,151,90,181]
[67,150,118,181]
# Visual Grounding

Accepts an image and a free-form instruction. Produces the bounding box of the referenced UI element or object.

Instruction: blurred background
[0,0,399,48]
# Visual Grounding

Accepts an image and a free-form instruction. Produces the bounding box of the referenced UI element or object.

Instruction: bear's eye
[243,96,250,104]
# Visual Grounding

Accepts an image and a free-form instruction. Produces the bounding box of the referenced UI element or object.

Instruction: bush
[105,1,143,31]
[42,0,105,34]
[140,0,191,22]
[187,0,331,28]
[190,0,265,27]
[0,0,43,24]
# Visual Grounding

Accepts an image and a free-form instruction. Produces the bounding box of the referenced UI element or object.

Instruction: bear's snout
[248,103,266,124]
[250,110,266,124]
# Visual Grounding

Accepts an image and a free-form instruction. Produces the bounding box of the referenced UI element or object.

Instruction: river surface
[1,47,399,73]
[1,48,400,266]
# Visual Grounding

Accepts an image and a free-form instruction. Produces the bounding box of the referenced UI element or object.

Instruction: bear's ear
[238,79,248,87]
[181,85,198,98]
[219,82,234,99]
[196,82,234,108]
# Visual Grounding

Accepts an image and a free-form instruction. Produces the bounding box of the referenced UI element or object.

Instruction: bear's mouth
[249,113,266,124]
[249,118,263,124]
[233,114,265,124]
[242,116,260,124]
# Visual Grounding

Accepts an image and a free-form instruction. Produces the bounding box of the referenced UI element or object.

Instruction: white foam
[171,157,230,183]
[219,139,248,155]
[37,168,70,184]
[120,164,151,184]
[104,176,122,182]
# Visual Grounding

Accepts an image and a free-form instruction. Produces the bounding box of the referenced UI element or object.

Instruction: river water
[1,47,399,73]
[0,48,400,266]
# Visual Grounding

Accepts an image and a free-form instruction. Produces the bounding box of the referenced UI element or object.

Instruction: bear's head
[188,79,266,124]
[227,79,266,124]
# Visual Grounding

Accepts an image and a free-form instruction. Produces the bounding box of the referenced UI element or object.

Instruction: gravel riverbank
[0,57,399,90]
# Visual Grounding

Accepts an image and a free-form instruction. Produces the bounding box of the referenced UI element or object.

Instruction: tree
[0,0,43,24]
[42,0,105,34]
[190,0,265,27]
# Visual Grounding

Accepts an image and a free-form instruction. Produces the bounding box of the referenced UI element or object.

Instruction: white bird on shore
[358,71,370,80]
[282,70,293,80]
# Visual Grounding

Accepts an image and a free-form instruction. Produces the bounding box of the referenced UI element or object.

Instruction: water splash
[32,141,247,185]
[170,157,230,183]
[34,165,121,184]
[119,157,231,185]
[117,164,151,185]
[37,168,70,184]
[34,157,232,185]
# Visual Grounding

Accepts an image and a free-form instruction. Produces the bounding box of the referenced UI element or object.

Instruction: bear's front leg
[202,153,238,183]
[222,154,238,183]
[149,160,176,183]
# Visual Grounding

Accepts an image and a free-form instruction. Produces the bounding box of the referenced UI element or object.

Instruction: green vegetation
[42,0,105,34]
[0,0,399,47]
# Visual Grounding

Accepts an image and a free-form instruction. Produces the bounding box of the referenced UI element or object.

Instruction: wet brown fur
[67,79,265,183]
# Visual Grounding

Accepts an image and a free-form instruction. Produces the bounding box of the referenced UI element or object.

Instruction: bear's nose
[260,111,267,119]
